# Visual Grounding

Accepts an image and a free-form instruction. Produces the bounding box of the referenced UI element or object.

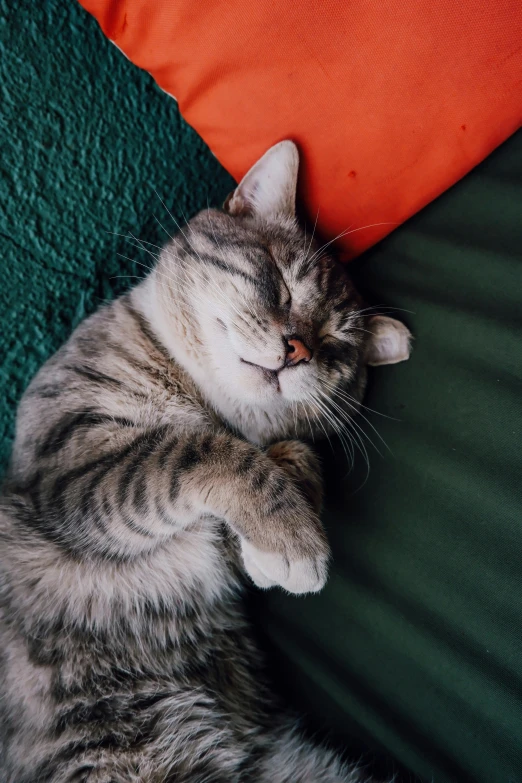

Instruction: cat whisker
[116,254,193,298]
[299,397,316,444]
[355,304,416,316]
[153,213,177,242]
[303,394,335,453]
[115,251,210,326]
[313,391,357,463]
[153,191,214,277]
[321,377,399,421]
[106,230,164,253]
[291,401,298,436]
[317,388,386,467]
[315,399,355,470]
[128,232,163,262]
[339,325,374,337]
[304,207,320,260]
[304,392,355,469]
[303,222,397,272]
[116,253,154,275]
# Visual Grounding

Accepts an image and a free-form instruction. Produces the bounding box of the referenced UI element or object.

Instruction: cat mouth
[240,358,281,391]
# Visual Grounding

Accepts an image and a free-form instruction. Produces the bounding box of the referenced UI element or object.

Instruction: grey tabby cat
[0,141,411,782]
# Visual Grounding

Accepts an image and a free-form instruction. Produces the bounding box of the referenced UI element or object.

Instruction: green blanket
[1,2,521,781]
[257,132,522,783]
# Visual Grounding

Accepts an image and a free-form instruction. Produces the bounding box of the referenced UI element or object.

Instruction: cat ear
[365,316,412,366]
[223,141,299,220]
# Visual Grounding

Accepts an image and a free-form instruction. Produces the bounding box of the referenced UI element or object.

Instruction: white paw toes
[241,539,329,595]
[241,543,278,589]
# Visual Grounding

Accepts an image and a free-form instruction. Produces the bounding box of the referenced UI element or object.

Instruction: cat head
[149,141,411,442]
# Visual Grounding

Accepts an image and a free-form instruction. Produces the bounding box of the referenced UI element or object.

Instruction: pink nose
[285,337,313,367]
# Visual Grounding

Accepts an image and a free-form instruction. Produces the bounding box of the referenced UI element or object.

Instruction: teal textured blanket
[0,0,233,468]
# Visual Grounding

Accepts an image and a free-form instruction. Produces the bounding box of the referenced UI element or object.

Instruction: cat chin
[233,364,281,403]
[277,366,312,403]
[232,363,314,406]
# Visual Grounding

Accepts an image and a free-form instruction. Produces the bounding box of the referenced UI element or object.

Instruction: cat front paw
[233,443,329,594]
[240,537,329,595]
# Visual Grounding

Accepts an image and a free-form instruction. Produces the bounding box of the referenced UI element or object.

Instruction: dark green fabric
[256,134,522,783]
[1,1,521,782]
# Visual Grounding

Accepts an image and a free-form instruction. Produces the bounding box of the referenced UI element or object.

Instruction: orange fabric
[79,0,522,260]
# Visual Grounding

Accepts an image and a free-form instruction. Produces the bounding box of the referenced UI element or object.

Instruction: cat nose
[284,336,313,367]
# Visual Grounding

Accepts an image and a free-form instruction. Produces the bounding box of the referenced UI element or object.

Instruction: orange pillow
[79,0,522,260]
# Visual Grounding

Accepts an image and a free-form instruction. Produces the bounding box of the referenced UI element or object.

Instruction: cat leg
[16,404,329,587]
[16,396,329,590]
[240,438,326,592]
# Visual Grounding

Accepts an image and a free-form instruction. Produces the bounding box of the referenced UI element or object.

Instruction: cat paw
[240,538,329,594]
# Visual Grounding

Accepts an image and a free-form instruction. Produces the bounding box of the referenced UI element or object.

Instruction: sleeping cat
[0,141,411,782]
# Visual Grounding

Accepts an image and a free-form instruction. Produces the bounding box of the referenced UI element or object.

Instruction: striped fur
[0,142,410,781]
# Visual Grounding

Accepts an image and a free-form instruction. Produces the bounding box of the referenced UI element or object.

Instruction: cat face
[155,142,410,436]
[184,208,366,409]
